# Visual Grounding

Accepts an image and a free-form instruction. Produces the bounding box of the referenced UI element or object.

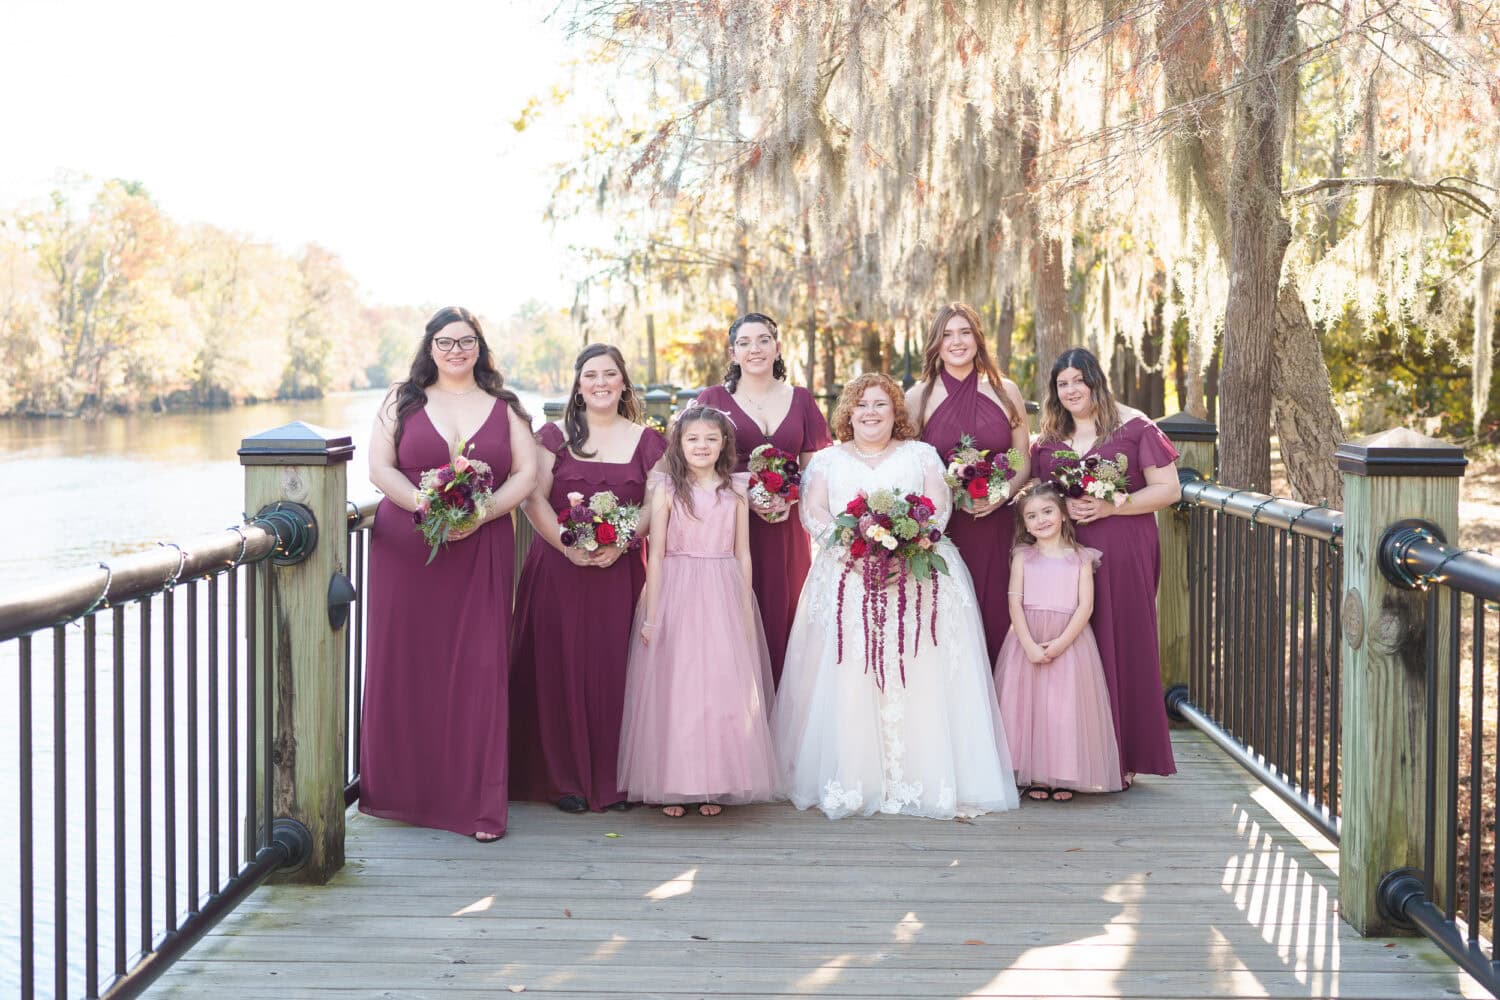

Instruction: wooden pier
[145,731,1484,999]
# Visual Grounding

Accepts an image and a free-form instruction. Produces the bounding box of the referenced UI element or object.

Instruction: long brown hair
[1038,346,1121,444]
[561,343,644,458]
[830,373,918,442]
[914,303,1021,433]
[664,405,738,519]
[388,306,531,452]
[1013,482,1081,551]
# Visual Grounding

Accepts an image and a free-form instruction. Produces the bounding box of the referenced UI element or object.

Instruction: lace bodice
[799,441,953,545]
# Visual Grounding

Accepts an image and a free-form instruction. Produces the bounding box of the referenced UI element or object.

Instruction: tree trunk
[995,289,1016,374]
[803,218,818,393]
[1021,85,1070,399]
[644,312,658,385]
[1218,0,1297,494]
[1270,277,1344,504]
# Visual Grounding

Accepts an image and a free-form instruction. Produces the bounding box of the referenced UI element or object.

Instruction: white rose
[566,491,585,507]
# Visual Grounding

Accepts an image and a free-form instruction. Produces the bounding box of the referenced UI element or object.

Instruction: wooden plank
[139,730,1487,999]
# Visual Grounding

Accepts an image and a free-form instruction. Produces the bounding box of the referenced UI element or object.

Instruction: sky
[0,0,591,319]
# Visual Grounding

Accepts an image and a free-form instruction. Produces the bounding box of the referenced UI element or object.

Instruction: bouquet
[413,442,497,565]
[943,434,1024,512]
[1051,449,1130,507]
[556,490,643,552]
[747,444,801,523]
[829,488,950,691]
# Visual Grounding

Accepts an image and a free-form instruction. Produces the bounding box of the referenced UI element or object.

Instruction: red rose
[595,522,618,545]
[761,470,785,493]
[849,537,869,558]
[966,478,989,500]
[786,484,800,501]
[975,460,994,477]
[847,495,869,516]
[556,509,571,525]
[1081,474,1096,487]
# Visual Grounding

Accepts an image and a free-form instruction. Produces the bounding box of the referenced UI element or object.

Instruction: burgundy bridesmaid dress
[360,399,518,837]
[509,422,669,811]
[696,384,832,685]
[1031,416,1180,779]
[919,368,1018,663]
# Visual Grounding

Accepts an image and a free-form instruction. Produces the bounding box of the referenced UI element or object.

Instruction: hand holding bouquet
[747,444,801,524]
[413,443,497,565]
[556,490,643,556]
[943,434,1024,514]
[829,488,950,690]
[1051,450,1130,507]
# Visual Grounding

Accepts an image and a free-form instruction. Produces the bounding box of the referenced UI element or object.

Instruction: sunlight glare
[645,866,699,900]
[452,895,494,916]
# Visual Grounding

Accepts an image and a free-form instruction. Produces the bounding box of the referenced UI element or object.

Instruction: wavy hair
[560,343,643,458]
[914,302,1020,433]
[830,372,918,443]
[1013,482,1081,551]
[723,312,787,392]
[1037,347,1121,445]
[388,306,530,452]
[663,405,739,519]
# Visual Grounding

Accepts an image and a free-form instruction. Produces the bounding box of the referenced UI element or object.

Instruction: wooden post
[1155,412,1218,695]
[239,421,354,885]
[1335,428,1465,934]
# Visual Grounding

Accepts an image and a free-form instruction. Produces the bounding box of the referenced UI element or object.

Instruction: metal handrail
[0,525,277,642]
[1179,479,1343,542]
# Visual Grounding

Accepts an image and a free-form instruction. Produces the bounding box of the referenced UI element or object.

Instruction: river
[0,388,552,597]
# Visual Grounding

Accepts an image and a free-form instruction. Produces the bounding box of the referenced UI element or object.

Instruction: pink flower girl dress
[617,474,779,806]
[993,545,1122,793]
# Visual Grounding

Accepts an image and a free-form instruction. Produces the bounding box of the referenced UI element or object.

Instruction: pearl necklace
[852,439,896,459]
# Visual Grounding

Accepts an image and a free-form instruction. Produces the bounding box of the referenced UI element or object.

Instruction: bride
[773,373,1020,819]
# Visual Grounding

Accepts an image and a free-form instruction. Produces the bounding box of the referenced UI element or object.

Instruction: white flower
[881,535,898,550]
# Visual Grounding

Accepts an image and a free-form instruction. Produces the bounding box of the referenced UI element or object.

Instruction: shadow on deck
[146,731,1484,999]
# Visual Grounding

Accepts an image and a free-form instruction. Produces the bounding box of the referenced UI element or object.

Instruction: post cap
[542,400,566,423]
[1334,427,1467,478]
[675,387,702,403]
[643,388,672,403]
[238,421,354,466]
[1156,411,1218,442]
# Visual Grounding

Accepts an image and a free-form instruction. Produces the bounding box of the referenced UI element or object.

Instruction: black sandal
[556,795,588,813]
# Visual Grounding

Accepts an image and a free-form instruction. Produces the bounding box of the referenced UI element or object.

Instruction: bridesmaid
[510,344,668,812]
[696,312,832,685]
[907,302,1030,663]
[361,306,537,841]
[1029,347,1182,784]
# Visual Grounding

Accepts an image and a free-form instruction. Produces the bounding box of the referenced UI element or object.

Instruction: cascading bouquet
[556,490,643,552]
[413,442,497,565]
[1050,449,1131,507]
[943,434,1024,512]
[747,444,801,523]
[829,489,949,690]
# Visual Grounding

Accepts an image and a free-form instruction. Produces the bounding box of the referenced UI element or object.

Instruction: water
[0,388,550,597]
[0,387,550,998]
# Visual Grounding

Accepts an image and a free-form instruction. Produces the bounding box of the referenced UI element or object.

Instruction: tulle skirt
[994,608,1123,793]
[773,541,1021,819]
[618,554,779,805]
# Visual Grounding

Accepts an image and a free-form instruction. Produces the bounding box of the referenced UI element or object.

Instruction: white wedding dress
[773,440,1020,819]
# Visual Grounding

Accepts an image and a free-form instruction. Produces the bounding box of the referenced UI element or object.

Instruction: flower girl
[993,483,1122,800]
[618,406,779,817]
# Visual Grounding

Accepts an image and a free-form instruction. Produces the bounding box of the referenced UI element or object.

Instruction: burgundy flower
[559,530,577,547]
[850,537,869,558]
[412,508,426,525]
[847,495,869,517]
[436,466,456,486]
[556,509,571,525]
[928,528,941,542]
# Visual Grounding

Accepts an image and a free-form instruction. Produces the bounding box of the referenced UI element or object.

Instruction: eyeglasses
[434,336,478,353]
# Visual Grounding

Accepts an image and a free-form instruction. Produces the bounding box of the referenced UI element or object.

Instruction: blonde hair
[830,373,918,443]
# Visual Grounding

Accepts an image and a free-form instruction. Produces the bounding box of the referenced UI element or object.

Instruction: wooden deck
[147,731,1485,999]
